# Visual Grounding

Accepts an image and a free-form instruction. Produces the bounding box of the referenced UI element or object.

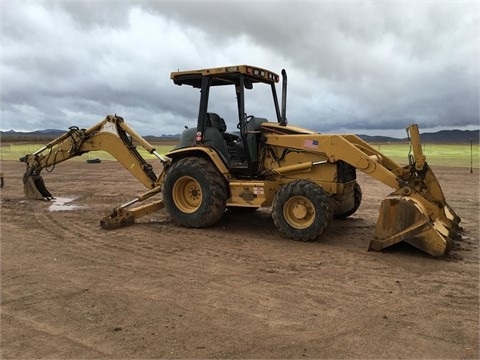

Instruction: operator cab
[171,65,285,177]
[206,112,244,163]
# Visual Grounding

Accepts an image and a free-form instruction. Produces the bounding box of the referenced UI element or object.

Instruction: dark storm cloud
[142,1,479,132]
[2,1,203,134]
[1,1,478,136]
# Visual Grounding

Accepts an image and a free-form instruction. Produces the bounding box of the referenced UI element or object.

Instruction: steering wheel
[237,114,255,129]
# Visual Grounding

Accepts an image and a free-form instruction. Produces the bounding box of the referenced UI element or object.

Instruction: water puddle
[49,196,86,211]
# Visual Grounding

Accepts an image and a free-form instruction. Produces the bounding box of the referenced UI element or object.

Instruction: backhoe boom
[21,115,168,200]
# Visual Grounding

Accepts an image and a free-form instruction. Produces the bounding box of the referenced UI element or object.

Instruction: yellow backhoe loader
[21,65,461,257]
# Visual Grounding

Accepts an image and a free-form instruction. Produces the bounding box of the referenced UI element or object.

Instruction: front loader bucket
[369,195,460,257]
[23,173,53,200]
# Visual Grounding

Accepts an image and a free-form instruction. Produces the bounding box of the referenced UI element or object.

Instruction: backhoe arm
[21,115,168,200]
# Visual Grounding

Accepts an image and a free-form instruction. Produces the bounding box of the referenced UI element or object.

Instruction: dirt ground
[1,159,479,359]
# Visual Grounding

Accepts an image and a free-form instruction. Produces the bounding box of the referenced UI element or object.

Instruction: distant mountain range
[1,128,478,143]
[358,129,480,143]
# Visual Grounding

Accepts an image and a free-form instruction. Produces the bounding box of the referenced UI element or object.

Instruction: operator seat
[207,112,244,163]
[207,113,227,133]
[207,112,239,141]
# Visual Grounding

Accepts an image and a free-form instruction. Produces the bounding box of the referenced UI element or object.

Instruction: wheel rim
[172,176,202,213]
[283,196,315,229]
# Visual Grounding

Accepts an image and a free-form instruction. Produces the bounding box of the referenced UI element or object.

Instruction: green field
[0,143,177,162]
[1,142,478,168]
[373,143,479,168]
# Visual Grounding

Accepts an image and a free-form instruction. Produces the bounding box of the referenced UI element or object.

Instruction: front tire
[163,157,228,228]
[334,181,362,219]
[272,180,333,241]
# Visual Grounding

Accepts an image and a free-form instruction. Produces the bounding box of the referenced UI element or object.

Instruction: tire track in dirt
[28,198,479,273]
[32,206,477,288]
[2,312,110,357]
[30,209,271,278]
[32,211,189,269]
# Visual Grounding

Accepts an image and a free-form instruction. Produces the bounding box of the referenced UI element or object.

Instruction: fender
[165,146,231,178]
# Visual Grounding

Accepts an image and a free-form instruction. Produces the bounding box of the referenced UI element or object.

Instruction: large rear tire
[163,157,228,228]
[272,180,333,241]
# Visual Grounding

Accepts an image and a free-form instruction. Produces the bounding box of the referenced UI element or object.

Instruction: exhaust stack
[280,69,287,126]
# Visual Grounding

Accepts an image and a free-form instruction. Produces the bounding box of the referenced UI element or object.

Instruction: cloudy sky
[1,1,479,137]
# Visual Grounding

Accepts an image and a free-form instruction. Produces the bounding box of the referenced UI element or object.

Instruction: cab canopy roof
[170,65,279,88]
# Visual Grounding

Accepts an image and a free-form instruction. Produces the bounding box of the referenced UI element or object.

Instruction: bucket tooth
[443,203,462,233]
[369,195,457,257]
[23,173,53,200]
[444,203,461,224]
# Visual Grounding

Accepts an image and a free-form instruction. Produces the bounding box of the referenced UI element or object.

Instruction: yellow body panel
[227,180,281,207]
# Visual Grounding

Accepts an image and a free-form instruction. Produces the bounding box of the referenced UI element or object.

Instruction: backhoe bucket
[23,173,53,200]
[369,194,460,257]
